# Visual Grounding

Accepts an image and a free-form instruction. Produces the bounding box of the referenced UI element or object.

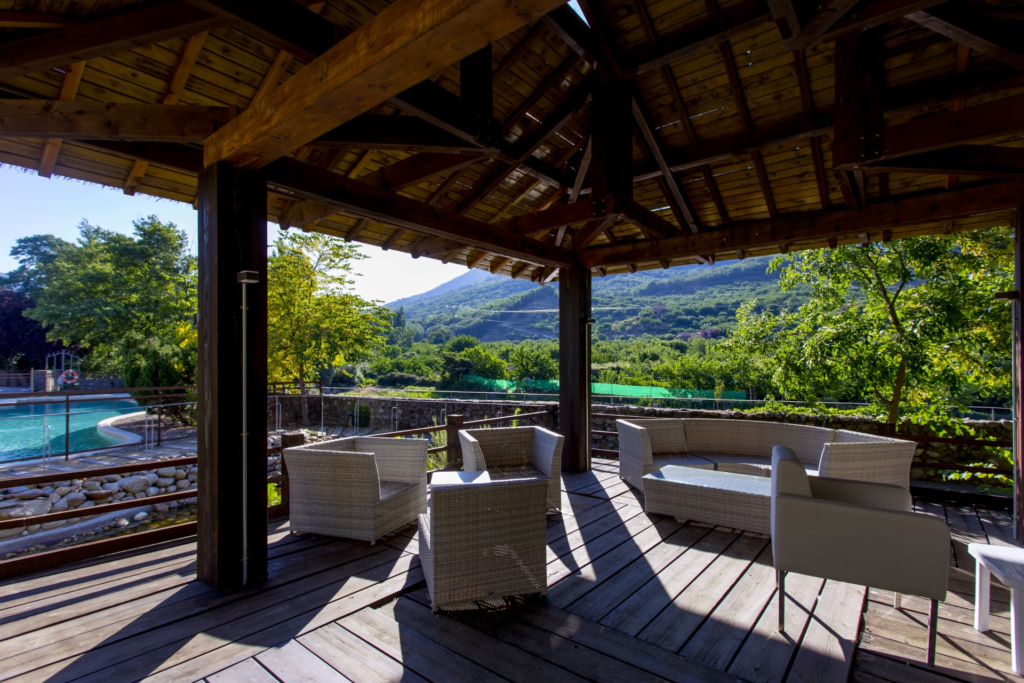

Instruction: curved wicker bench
[618,417,916,492]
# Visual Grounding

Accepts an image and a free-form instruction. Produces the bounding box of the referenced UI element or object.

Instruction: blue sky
[0,165,463,303]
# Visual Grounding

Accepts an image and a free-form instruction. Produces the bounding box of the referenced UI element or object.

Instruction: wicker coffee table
[642,465,771,534]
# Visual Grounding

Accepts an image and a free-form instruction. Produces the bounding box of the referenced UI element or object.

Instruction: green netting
[463,375,744,399]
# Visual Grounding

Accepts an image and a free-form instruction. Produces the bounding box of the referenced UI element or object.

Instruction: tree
[731,228,1013,422]
[0,290,64,370]
[18,218,196,371]
[267,232,390,388]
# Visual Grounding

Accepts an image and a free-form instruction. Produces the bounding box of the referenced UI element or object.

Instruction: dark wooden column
[591,78,633,204]
[559,262,592,472]
[197,161,268,591]
[1015,205,1023,541]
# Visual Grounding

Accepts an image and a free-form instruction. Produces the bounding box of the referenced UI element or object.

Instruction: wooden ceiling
[1,0,1023,282]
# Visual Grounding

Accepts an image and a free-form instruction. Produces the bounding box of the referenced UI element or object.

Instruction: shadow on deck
[0,458,1016,682]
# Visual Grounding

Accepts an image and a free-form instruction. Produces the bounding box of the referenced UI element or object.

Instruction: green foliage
[268,232,390,385]
[730,228,1013,422]
[120,331,195,389]
[18,218,196,371]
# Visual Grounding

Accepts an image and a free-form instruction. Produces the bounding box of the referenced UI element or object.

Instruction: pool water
[0,397,140,461]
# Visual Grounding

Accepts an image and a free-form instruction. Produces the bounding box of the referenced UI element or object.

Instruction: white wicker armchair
[283,436,428,543]
[459,426,564,509]
[419,474,548,611]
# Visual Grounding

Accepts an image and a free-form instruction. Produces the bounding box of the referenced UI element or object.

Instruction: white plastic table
[968,543,1024,674]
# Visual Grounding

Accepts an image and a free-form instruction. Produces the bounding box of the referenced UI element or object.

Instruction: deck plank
[299,622,429,683]
[787,580,866,683]
[339,608,501,683]
[204,657,277,683]
[255,640,351,682]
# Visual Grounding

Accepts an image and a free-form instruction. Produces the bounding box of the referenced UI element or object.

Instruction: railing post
[446,414,464,470]
[157,388,163,447]
[64,394,70,461]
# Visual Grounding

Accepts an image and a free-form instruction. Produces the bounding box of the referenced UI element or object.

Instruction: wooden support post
[1015,204,1024,541]
[197,161,268,591]
[445,414,464,470]
[559,262,591,472]
[591,79,633,204]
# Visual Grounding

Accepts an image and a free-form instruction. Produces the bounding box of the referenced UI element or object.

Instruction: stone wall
[28,370,124,392]
[271,394,1009,472]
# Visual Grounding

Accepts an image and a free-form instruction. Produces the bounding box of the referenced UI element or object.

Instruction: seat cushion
[380,480,416,500]
[484,464,546,483]
[696,453,773,477]
[652,453,714,471]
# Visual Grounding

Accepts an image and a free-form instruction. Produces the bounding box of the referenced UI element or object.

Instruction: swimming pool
[0,397,141,461]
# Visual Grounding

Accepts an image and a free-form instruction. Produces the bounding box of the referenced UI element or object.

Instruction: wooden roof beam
[456,74,594,214]
[264,157,574,267]
[312,115,493,154]
[493,24,543,84]
[489,256,512,273]
[362,152,486,192]
[625,0,771,76]
[494,199,595,237]
[0,1,222,81]
[0,101,234,141]
[204,0,567,168]
[821,0,948,44]
[184,0,335,62]
[907,3,1024,72]
[345,218,369,242]
[542,5,613,76]
[632,94,697,233]
[0,11,77,29]
[466,250,490,269]
[574,0,626,78]
[580,181,1024,268]
[125,31,209,195]
[862,145,1024,179]
[769,0,860,51]
[37,61,85,178]
[499,54,577,136]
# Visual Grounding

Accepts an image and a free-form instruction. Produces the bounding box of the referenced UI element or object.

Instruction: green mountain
[388,256,808,342]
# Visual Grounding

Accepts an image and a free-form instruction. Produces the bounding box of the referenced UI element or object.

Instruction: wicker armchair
[459,426,564,509]
[283,436,428,543]
[419,474,548,611]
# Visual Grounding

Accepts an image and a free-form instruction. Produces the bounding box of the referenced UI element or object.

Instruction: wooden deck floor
[0,457,1017,682]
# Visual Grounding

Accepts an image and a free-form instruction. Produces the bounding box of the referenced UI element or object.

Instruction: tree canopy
[267,232,389,385]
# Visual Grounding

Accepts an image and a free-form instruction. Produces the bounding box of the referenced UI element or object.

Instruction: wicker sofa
[459,426,564,509]
[618,418,916,491]
[283,436,428,543]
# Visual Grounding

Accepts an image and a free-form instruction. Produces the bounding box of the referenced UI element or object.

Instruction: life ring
[59,369,79,385]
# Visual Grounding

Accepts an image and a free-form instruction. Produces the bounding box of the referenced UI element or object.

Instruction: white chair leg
[975,563,990,632]
[893,592,901,610]
[1013,587,1023,675]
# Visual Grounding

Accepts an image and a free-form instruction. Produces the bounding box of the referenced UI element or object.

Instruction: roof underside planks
[0,0,1021,281]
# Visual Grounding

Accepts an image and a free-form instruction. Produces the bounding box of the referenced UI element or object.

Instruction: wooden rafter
[907,4,1024,72]
[489,256,511,273]
[466,250,490,269]
[345,218,369,242]
[750,152,777,218]
[499,55,577,136]
[125,31,209,195]
[314,115,491,155]
[0,101,233,140]
[184,0,336,62]
[575,0,625,78]
[264,158,574,267]
[863,145,1024,179]
[701,165,731,225]
[37,61,85,179]
[0,1,222,81]
[204,0,566,168]
[580,181,1024,268]
[632,94,696,233]
[493,23,542,84]
[810,136,830,209]
[0,11,76,29]
[719,42,752,132]
[626,0,771,76]
[249,2,327,106]
[456,74,594,214]
[542,5,611,76]
[381,229,406,251]
[768,0,859,51]
[822,0,948,44]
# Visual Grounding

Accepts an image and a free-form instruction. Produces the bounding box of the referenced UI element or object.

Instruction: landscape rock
[155,477,175,487]
[156,467,177,478]
[85,490,113,501]
[15,489,46,500]
[64,492,87,508]
[118,476,150,494]
[0,499,51,520]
